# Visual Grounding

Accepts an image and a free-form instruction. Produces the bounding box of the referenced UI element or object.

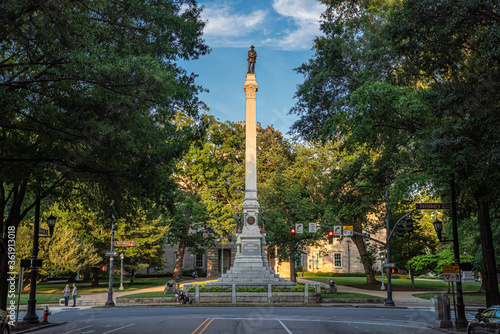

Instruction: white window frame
[333,253,342,268]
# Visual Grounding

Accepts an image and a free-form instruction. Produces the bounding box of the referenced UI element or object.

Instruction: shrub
[272,286,284,292]
[291,285,304,292]
[208,286,219,292]
[236,287,248,292]
[248,287,266,292]
[301,272,366,277]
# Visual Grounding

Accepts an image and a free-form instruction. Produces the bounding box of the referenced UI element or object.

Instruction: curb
[12,321,65,334]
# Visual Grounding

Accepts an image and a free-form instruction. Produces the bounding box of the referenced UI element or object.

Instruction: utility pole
[451,175,467,328]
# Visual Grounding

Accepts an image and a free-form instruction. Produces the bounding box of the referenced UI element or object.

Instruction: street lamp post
[380,253,385,290]
[23,199,56,323]
[119,253,124,291]
[385,183,395,306]
[105,222,116,307]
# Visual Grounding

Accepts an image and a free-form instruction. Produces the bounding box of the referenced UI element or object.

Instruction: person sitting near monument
[192,271,198,279]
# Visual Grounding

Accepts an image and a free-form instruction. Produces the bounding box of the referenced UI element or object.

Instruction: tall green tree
[0,0,208,308]
[387,0,500,306]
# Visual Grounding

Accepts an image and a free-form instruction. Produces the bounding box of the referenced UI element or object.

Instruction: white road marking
[101,323,136,334]
[64,325,93,333]
[278,319,293,334]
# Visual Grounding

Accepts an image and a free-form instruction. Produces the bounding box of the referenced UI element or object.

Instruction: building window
[195,254,204,268]
[334,253,342,268]
[313,252,322,268]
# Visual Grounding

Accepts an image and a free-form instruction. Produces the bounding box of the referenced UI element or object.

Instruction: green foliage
[0,0,209,307]
[15,223,101,276]
[301,272,366,278]
[272,286,284,292]
[208,286,219,292]
[236,287,248,292]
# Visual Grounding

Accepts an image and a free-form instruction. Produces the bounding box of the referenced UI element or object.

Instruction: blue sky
[180,0,326,135]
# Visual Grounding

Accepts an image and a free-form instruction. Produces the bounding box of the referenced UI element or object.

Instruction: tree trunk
[173,212,192,279]
[130,269,135,284]
[289,255,297,283]
[174,237,187,279]
[409,263,416,288]
[67,272,77,283]
[476,192,500,307]
[91,267,100,287]
[352,217,376,285]
[0,183,26,310]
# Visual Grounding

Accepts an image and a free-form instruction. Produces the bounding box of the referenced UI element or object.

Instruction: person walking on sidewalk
[72,283,77,307]
[63,285,70,306]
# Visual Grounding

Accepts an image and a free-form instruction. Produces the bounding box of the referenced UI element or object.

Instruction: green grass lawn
[303,276,482,292]
[118,290,380,300]
[413,292,486,305]
[118,292,175,299]
[34,276,181,294]
[14,294,73,305]
[322,292,382,299]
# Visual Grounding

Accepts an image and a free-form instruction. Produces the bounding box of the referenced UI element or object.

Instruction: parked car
[467,305,500,334]
[0,309,10,334]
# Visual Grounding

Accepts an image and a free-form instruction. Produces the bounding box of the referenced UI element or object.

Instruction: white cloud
[202,4,267,38]
[198,0,325,50]
[271,0,326,50]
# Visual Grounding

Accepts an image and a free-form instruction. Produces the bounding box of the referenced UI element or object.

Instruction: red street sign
[415,203,451,210]
[114,241,137,246]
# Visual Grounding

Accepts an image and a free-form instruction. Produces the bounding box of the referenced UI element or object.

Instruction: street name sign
[416,203,451,210]
[383,262,396,269]
[39,227,49,236]
[114,241,137,246]
[105,251,118,256]
[308,223,317,233]
[442,265,460,273]
[343,226,353,236]
[443,273,460,282]
[295,223,304,234]
[333,226,342,237]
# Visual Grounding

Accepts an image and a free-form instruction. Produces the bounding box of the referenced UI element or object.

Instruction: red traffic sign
[114,241,137,246]
[415,203,451,210]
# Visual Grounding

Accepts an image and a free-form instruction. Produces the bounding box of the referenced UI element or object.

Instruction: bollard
[434,294,453,328]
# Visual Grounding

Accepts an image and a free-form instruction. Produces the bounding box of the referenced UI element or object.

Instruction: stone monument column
[206,47,294,290]
[242,72,260,233]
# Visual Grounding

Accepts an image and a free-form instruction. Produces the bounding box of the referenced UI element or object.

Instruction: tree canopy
[0,0,208,308]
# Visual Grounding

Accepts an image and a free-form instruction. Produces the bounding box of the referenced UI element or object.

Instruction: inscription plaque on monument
[242,242,260,256]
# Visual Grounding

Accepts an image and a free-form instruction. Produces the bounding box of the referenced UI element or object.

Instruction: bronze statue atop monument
[247,45,257,73]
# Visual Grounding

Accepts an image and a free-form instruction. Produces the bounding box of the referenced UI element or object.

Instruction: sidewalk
[297,278,435,308]
[39,277,478,310]
[71,277,213,307]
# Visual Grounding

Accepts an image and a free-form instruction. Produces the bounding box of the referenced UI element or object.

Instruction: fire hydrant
[42,305,51,322]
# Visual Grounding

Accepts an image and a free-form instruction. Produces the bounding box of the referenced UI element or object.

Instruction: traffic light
[390,268,397,274]
[100,265,107,272]
[291,228,296,241]
[397,222,405,237]
[328,230,334,244]
[405,216,414,234]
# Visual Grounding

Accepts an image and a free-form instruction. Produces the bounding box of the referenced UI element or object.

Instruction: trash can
[434,294,453,328]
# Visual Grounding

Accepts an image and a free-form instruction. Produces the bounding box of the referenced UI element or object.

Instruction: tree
[261,143,332,282]
[0,0,208,308]
[387,0,500,306]
[15,223,101,282]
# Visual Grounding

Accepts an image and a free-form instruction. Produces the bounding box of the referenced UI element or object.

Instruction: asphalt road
[16,306,463,334]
